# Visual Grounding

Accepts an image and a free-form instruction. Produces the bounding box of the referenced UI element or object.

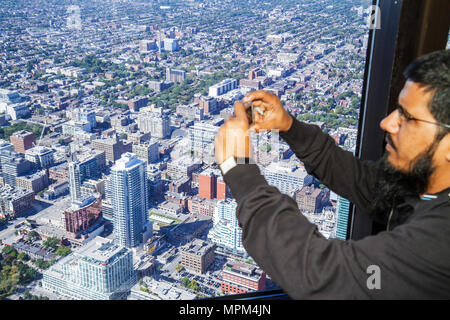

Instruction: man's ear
[444,134,450,162]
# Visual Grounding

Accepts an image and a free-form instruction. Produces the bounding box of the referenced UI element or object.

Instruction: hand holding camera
[243,90,293,132]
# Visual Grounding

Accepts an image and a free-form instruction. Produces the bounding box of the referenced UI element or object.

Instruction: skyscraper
[68,161,82,203]
[111,153,148,248]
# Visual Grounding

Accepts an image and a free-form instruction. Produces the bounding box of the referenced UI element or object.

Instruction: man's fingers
[243,90,266,102]
[244,90,274,104]
[234,101,247,122]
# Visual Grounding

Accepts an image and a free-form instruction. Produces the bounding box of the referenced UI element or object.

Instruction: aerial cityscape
[0,0,372,300]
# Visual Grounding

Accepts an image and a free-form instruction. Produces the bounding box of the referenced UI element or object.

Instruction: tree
[118,133,128,140]
[55,246,71,257]
[190,280,200,292]
[43,237,60,250]
[182,277,190,287]
[17,252,29,262]
[2,246,17,257]
[175,264,184,273]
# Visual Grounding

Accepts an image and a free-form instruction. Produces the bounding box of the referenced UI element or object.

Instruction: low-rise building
[180,239,215,274]
[221,261,266,295]
[0,184,34,218]
[16,170,49,193]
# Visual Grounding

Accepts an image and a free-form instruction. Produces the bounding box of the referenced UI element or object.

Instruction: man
[214,49,450,299]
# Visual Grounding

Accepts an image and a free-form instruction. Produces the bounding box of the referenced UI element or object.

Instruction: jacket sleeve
[223,164,449,299]
[279,115,382,223]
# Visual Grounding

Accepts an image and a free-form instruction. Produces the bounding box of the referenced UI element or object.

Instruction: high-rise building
[248,67,264,80]
[92,137,131,164]
[188,121,219,161]
[139,40,157,53]
[198,168,218,199]
[262,162,311,197]
[137,112,170,139]
[68,161,82,203]
[42,237,137,300]
[25,146,55,169]
[335,196,350,240]
[111,153,148,248]
[68,150,104,204]
[208,79,238,97]
[166,68,186,83]
[147,164,163,202]
[163,38,178,51]
[0,150,32,187]
[194,95,219,115]
[9,130,36,154]
[73,108,96,129]
[216,176,231,200]
[132,141,159,164]
[166,155,202,181]
[208,199,245,254]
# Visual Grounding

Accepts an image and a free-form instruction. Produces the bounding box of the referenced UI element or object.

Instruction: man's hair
[403,49,450,139]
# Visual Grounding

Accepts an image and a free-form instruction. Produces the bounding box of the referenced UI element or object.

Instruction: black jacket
[222,116,450,299]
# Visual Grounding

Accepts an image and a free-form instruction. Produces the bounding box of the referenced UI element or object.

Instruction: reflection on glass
[446,29,450,49]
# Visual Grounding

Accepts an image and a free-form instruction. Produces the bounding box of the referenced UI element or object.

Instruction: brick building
[10,130,36,154]
[64,197,102,237]
[221,262,266,295]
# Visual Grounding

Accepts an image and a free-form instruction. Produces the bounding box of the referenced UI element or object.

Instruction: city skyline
[0,0,374,300]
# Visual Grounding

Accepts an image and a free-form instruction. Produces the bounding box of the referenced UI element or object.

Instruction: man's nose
[380,110,400,134]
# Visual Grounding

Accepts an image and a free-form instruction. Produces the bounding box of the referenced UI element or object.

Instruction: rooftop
[111,152,143,171]
[78,237,126,264]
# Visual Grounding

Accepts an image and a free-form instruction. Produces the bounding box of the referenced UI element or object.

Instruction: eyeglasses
[396,106,450,129]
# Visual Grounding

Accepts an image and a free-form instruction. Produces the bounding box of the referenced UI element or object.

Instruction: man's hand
[243,90,293,132]
[214,101,253,165]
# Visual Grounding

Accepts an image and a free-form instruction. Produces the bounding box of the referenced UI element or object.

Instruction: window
[447,29,450,49]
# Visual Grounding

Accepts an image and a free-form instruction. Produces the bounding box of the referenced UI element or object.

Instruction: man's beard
[371,142,437,223]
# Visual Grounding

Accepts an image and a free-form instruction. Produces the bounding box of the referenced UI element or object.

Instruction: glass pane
[0,0,372,300]
[447,28,450,49]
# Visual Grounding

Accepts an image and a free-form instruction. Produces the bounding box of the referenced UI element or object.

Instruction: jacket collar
[402,187,450,210]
